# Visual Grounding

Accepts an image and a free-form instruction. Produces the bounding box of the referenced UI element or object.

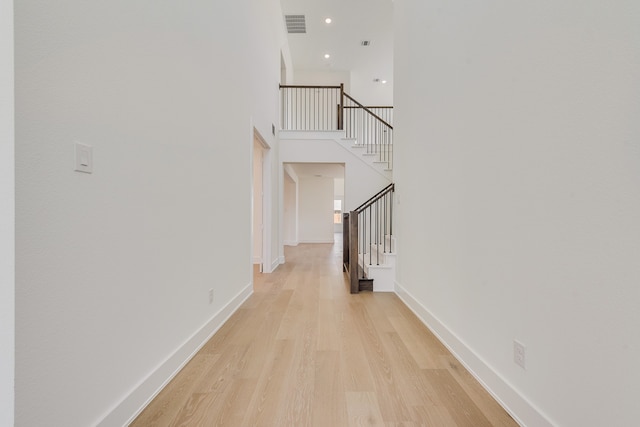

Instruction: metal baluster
[368,207,372,267]
[361,210,366,278]
[389,190,394,252]
[376,199,379,265]
[384,193,387,253]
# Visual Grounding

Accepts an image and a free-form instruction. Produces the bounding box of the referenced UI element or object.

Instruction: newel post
[349,210,359,294]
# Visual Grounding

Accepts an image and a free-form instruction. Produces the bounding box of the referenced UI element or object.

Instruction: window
[334,199,342,224]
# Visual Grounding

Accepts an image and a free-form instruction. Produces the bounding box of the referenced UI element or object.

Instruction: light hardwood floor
[131,241,518,426]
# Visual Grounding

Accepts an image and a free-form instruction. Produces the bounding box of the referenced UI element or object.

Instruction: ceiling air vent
[361,40,371,46]
[285,15,307,34]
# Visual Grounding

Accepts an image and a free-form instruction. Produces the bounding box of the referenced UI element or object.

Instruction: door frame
[252,127,272,273]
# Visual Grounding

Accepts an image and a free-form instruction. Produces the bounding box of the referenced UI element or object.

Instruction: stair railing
[279,84,393,170]
[343,183,395,293]
[342,94,394,170]
[279,84,344,131]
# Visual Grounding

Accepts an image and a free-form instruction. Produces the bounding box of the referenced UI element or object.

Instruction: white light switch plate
[514,340,526,369]
[75,143,93,173]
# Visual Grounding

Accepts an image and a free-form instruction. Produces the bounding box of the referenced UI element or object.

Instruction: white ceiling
[279,0,392,182]
[280,0,394,85]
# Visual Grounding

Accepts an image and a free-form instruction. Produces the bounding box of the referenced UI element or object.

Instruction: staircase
[279,84,393,173]
[279,84,396,292]
[343,183,396,293]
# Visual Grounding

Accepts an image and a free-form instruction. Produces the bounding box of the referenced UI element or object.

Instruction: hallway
[132,242,518,426]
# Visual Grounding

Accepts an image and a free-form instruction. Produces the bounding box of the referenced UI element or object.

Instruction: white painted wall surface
[394,1,640,426]
[283,170,298,245]
[250,0,290,271]
[350,69,394,106]
[14,1,287,426]
[253,140,264,263]
[298,176,335,243]
[294,69,351,93]
[334,177,345,198]
[1,0,15,424]
[279,136,391,211]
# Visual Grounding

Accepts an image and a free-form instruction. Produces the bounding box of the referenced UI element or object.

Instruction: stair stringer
[358,235,397,292]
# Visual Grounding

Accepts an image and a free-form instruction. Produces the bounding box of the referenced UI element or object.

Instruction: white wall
[298,176,335,243]
[249,0,290,272]
[279,136,391,212]
[350,70,394,106]
[283,168,298,246]
[294,69,351,92]
[334,177,345,198]
[14,1,287,426]
[252,139,264,263]
[1,0,15,424]
[394,1,640,426]
[293,69,393,108]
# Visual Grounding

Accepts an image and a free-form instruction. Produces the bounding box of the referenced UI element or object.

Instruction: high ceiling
[280,0,394,87]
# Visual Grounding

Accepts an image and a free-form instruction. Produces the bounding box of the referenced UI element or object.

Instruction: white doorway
[282,163,345,245]
[252,129,270,274]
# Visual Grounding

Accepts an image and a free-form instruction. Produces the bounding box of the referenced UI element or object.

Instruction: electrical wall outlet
[208,289,214,304]
[514,340,526,369]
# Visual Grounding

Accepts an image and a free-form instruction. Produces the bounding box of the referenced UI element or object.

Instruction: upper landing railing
[279,84,393,170]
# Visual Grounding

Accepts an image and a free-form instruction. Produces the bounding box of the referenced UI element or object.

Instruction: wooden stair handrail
[343,93,393,130]
[355,183,395,212]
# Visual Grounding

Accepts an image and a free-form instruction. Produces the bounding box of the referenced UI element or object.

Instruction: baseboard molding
[252,256,262,264]
[298,239,335,244]
[96,283,253,427]
[278,255,285,264]
[270,257,281,273]
[394,281,554,427]
[283,240,298,246]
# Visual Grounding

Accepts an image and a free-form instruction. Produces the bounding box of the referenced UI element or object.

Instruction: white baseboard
[259,257,283,274]
[96,283,253,427]
[252,256,262,264]
[298,239,335,244]
[283,240,298,246]
[394,281,554,427]
[270,257,282,273]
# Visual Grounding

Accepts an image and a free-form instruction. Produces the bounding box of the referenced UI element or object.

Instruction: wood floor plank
[313,350,348,427]
[388,315,445,369]
[274,320,317,426]
[441,355,518,427]
[240,339,297,426]
[345,391,385,427]
[130,240,519,427]
[351,299,414,422]
[205,378,258,426]
[422,369,494,427]
[317,297,341,351]
[339,301,377,392]
[130,353,220,427]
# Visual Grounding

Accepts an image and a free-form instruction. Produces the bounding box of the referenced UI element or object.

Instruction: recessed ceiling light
[324,53,331,59]
[325,18,332,24]
[382,80,387,84]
